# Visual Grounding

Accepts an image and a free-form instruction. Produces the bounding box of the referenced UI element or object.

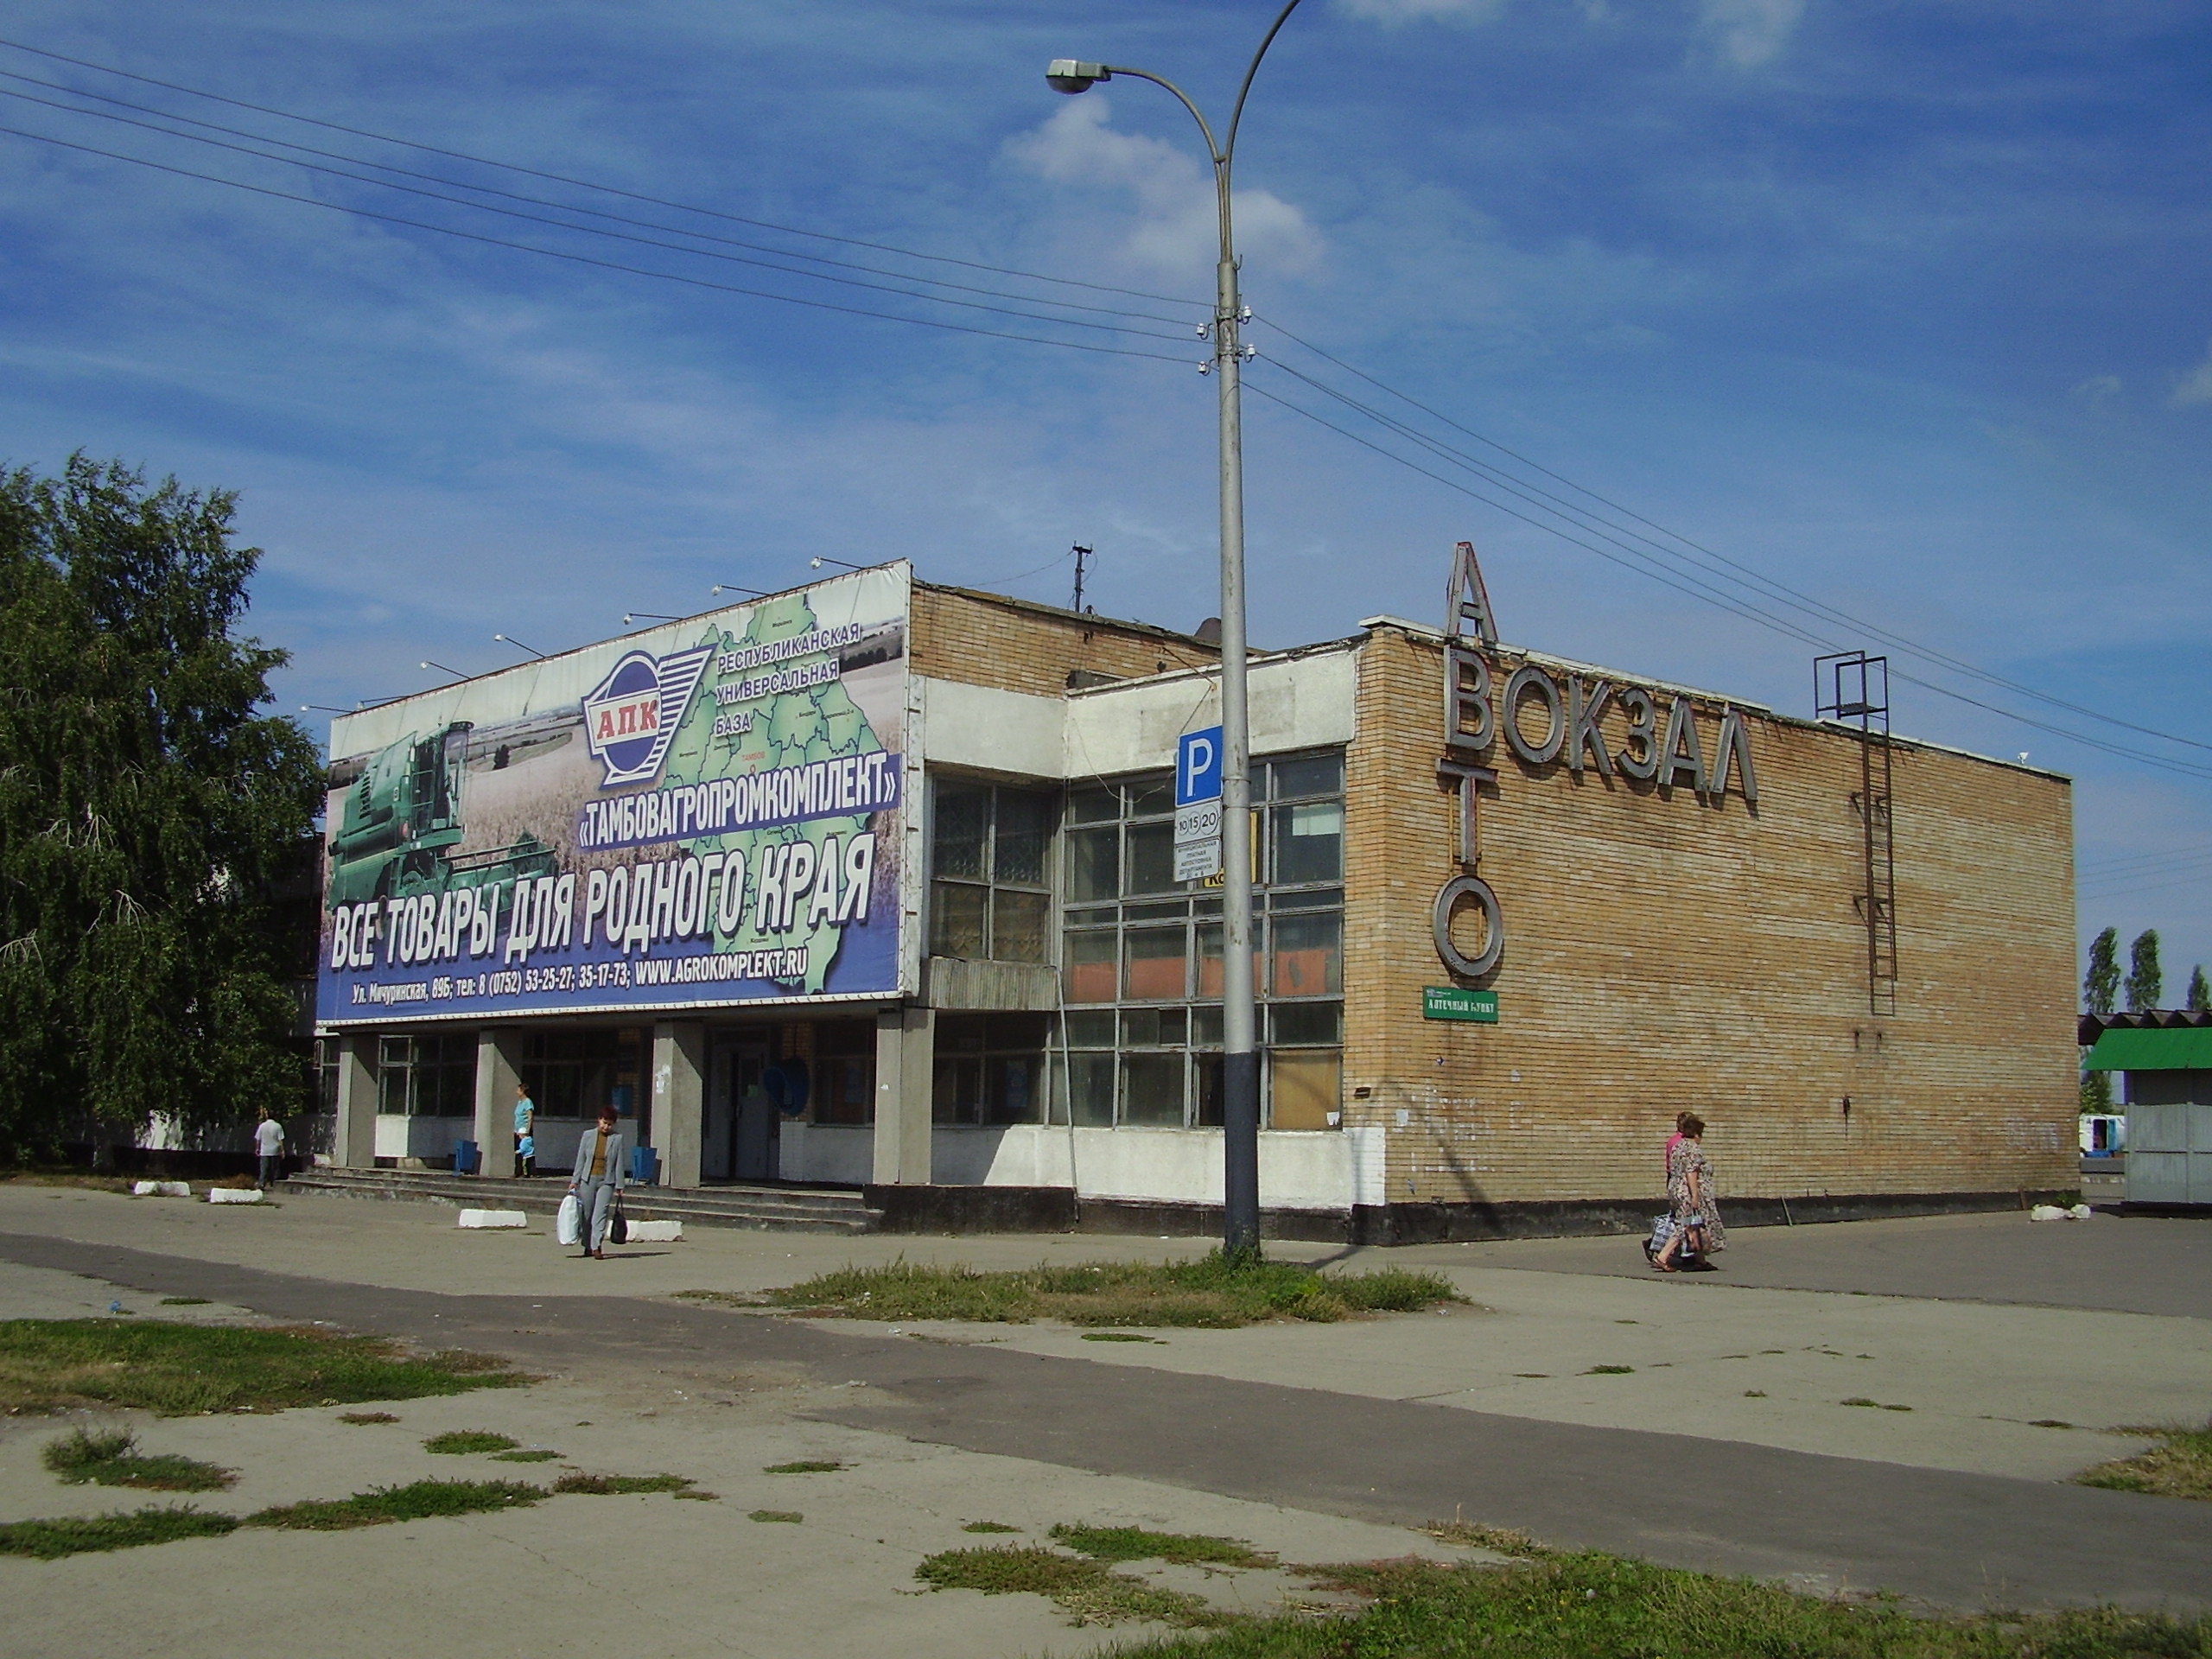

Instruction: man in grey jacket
[567,1108,626,1260]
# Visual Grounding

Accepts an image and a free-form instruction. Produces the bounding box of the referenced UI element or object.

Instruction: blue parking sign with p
[1178,726,1223,806]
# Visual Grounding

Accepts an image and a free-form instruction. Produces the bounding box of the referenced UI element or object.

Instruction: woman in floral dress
[1654,1114,1725,1271]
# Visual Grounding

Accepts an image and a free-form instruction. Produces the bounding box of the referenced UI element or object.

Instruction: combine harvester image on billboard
[315,563,911,1024]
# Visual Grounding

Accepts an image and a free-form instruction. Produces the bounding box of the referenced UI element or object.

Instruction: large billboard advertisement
[315,563,911,1025]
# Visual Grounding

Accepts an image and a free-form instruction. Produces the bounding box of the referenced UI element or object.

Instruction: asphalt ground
[2,1215,2208,1615]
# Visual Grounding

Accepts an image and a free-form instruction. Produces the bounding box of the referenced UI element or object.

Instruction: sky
[1,0,2209,997]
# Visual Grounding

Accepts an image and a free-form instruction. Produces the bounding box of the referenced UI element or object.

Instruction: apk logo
[582,645,714,788]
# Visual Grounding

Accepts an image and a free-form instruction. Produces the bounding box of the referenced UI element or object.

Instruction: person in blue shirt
[512,1084,536,1179]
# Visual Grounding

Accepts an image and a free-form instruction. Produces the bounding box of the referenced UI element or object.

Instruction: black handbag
[609,1192,628,1246]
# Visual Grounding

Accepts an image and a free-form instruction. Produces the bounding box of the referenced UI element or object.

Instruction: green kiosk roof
[2083,1025,2212,1072]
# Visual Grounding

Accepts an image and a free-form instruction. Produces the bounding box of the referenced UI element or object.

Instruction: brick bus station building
[309,551,2079,1240]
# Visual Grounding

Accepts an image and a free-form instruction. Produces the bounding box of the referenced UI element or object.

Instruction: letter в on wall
[1568,677,1614,777]
[1503,664,1565,766]
[1616,686,1658,781]
[1659,696,1708,795]
[1444,645,1493,753]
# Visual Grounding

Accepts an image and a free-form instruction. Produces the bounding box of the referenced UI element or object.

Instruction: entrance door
[707,1038,772,1181]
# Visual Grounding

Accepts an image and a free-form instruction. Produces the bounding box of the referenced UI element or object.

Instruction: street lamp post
[1047,0,1304,1260]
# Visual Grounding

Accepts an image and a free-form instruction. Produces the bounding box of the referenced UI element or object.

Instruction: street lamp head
[1046,59,1109,93]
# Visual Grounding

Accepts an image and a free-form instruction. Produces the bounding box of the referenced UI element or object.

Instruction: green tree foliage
[2125,928,2164,1014]
[0,456,321,1156]
[2189,965,2209,1013]
[2081,1070,2112,1112]
[2083,926,2120,1015]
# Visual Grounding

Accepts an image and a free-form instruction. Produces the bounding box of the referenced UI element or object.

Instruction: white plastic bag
[556,1192,581,1246]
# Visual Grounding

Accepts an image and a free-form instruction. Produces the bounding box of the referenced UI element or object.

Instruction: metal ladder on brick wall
[1815,652,1897,1016]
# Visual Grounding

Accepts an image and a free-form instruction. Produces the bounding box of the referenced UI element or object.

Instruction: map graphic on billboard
[315,563,911,1024]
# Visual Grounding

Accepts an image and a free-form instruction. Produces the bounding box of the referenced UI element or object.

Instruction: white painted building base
[778,1122,1385,1211]
[373,1114,469,1163]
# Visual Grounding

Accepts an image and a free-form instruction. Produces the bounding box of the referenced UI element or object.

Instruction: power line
[1258,316,2212,762]
[0,35,1203,309]
[0,86,1187,343]
[1244,372,2212,783]
[0,121,1195,365]
[0,67,1199,328]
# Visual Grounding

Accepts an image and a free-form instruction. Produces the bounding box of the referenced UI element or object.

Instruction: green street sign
[1423,985,1498,1023]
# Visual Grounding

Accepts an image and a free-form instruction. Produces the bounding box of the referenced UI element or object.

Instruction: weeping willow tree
[0,456,322,1159]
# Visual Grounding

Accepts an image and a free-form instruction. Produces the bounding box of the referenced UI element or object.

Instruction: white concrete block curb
[131,1180,192,1198]
[621,1218,683,1243]
[459,1209,530,1230]
[207,1186,266,1204]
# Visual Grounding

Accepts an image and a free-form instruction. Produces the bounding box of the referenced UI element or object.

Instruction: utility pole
[1072,543,1093,613]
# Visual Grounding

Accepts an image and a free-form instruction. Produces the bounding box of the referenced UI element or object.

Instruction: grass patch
[552,1472,696,1496]
[763,1459,846,1474]
[1424,1519,1546,1557]
[1745,1389,1768,1398]
[1050,1522,1272,1567]
[0,1505,238,1559]
[0,1319,524,1415]
[1084,1332,1160,1343]
[916,1542,1230,1628]
[750,1509,803,1523]
[2077,1421,2212,1500]
[1584,1365,1635,1376]
[157,1297,209,1307]
[0,1171,133,1194]
[1842,1396,1880,1408]
[423,1430,518,1455]
[41,1427,234,1492]
[493,1449,560,1463]
[338,1411,398,1425]
[1112,1550,2212,1658]
[964,1520,1021,1534]
[766,1253,1461,1330]
[245,1479,543,1531]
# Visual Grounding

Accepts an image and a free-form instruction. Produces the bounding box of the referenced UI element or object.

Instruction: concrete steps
[280,1167,880,1234]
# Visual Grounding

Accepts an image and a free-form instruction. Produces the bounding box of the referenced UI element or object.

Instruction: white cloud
[1333,0,1508,23]
[2172,340,2212,407]
[2073,373,2122,410]
[1697,0,1805,68]
[1005,98,1323,277]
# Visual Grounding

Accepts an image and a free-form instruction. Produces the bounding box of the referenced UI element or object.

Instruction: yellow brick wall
[912,584,1215,698]
[1344,624,2077,1205]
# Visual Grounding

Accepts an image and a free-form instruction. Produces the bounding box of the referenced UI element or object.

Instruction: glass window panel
[1068,785,1118,824]
[1271,1001,1343,1046]
[932,784,989,880]
[1270,886,1343,912]
[1066,827,1119,902]
[1157,1007,1187,1046]
[933,1056,983,1125]
[1270,910,1342,997]
[378,1035,411,1069]
[1123,925,1188,1001]
[1191,1005,1224,1047]
[931,880,988,959]
[1061,1009,1116,1047]
[1272,801,1344,886]
[994,791,1053,886]
[1069,1053,1116,1126]
[992,889,1050,963]
[817,1055,873,1124]
[1120,1052,1185,1126]
[986,1012,1050,1052]
[1123,774,1174,818]
[378,1058,411,1116]
[1192,1052,1224,1126]
[1125,899,1188,922]
[988,1056,1040,1125]
[1124,822,1177,895]
[1064,931,1118,1003]
[1121,1007,1163,1047]
[1270,753,1343,799]
[1269,1050,1341,1130]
